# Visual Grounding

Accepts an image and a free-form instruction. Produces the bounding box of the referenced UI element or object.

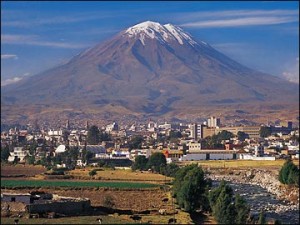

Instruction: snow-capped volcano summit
[124,21,198,46]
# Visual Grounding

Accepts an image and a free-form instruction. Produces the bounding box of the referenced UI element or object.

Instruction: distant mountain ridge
[2,21,299,123]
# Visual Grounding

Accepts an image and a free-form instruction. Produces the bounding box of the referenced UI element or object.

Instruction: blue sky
[1,1,299,85]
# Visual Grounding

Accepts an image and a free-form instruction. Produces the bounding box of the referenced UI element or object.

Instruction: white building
[55,145,67,154]
[207,116,220,128]
[181,150,237,161]
[8,147,30,163]
[130,149,152,159]
[187,142,201,151]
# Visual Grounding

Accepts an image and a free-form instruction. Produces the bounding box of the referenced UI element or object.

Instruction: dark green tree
[99,132,111,142]
[162,163,180,177]
[26,155,36,165]
[209,181,235,223]
[209,181,250,224]
[258,210,266,224]
[237,131,249,141]
[128,136,144,150]
[235,194,250,224]
[218,130,234,140]
[87,125,100,145]
[279,159,299,186]
[146,152,166,173]
[132,155,148,171]
[173,164,208,212]
[1,145,10,162]
[168,130,182,139]
[274,219,282,225]
[260,126,272,138]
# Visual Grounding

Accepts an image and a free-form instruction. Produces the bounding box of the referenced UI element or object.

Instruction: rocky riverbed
[207,169,299,224]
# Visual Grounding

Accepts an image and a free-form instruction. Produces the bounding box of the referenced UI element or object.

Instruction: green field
[1,179,159,189]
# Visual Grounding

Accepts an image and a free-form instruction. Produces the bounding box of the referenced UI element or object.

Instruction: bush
[89,169,97,177]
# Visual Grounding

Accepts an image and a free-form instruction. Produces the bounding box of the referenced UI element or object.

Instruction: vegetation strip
[1,179,159,189]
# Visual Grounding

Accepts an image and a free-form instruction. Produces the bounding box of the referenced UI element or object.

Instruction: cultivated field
[1,164,46,177]
[179,159,299,170]
[68,168,172,183]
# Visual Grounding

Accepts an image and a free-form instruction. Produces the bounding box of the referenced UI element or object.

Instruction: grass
[1,179,159,189]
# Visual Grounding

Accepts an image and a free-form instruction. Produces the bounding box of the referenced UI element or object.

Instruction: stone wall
[26,199,91,215]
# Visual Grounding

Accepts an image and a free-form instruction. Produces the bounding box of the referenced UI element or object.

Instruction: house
[162,149,183,163]
[7,147,30,163]
[130,149,151,159]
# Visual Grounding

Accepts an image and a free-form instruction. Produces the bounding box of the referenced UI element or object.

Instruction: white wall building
[8,147,30,163]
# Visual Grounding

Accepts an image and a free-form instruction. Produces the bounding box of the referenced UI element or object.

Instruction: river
[212,180,299,224]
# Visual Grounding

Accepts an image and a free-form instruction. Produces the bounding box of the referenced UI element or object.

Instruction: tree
[1,145,10,162]
[235,194,250,224]
[173,164,208,212]
[260,126,271,138]
[279,159,299,186]
[99,132,111,142]
[146,152,166,173]
[209,181,250,224]
[128,136,144,150]
[218,130,234,141]
[26,155,35,165]
[209,181,236,223]
[162,163,180,177]
[258,210,266,224]
[132,155,148,171]
[168,130,182,139]
[237,131,249,141]
[87,125,100,145]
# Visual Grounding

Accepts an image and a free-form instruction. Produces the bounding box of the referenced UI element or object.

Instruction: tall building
[66,119,70,130]
[189,123,197,140]
[207,116,220,128]
[197,124,206,139]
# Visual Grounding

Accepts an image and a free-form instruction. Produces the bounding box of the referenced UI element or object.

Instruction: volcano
[2,21,299,123]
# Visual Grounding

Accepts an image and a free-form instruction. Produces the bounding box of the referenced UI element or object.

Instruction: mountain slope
[2,21,299,118]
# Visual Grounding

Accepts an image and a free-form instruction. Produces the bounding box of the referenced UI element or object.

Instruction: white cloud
[1,54,18,59]
[1,77,23,86]
[177,9,298,21]
[181,16,298,28]
[178,9,298,28]
[282,57,299,83]
[1,34,88,49]
[1,72,31,86]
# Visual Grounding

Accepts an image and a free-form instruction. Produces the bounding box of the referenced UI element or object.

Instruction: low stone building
[1,191,91,216]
